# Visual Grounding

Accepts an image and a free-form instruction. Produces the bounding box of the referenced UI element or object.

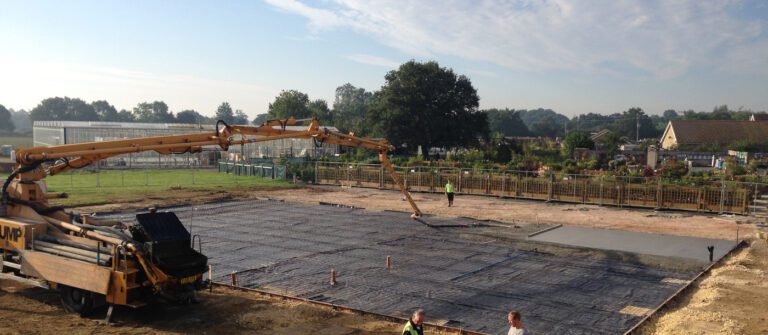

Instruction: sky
[0,0,767,120]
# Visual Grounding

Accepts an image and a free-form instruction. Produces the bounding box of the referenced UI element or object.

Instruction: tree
[561,131,595,157]
[307,100,332,123]
[518,108,569,130]
[176,109,205,123]
[332,83,373,132]
[30,97,99,122]
[612,107,658,141]
[114,109,136,122]
[484,108,531,136]
[529,116,563,138]
[214,102,234,124]
[367,60,487,154]
[268,90,312,119]
[662,109,679,120]
[0,104,14,132]
[91,100,118,121]
[10,109,31,132]
[252,113,269,125]
[133,101,174,123]
[233,109,249,125]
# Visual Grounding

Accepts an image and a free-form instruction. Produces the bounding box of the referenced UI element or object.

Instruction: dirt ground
[0,281,459,335]
[17,185,768,334]
[78,185,754,240]
[637,239,768,335]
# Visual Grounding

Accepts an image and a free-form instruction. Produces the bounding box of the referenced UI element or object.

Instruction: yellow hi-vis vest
[445,182,454,193]
[402,320,423,335]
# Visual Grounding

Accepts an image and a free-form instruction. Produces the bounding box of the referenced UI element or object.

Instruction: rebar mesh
[108,200,698,335]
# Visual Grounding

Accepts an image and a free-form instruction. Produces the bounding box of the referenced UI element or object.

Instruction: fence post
[455,169,460,193]
[598,176,604,205]
[656,178,663,209]
[502,172,507,196]
[547,173,553,202]
[379,164,384,189]
[719,181,726,214]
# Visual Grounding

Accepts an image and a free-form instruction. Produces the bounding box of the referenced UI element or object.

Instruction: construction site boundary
[623,240,748,334]
[315,162,762,215]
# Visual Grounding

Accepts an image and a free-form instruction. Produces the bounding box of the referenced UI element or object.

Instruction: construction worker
[445,181,455,207]
[402,308,425,335]
[507,310,528,335]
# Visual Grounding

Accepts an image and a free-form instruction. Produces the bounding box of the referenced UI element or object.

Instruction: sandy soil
[0,281,458,335]
[637,239,768,335]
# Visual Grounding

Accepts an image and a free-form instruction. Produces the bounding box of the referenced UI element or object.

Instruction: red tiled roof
[670,120,768,145]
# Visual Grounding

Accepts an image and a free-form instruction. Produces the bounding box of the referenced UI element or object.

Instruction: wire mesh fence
[315,161,767,215]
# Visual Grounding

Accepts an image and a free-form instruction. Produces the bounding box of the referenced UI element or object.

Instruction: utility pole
[636,113,640,143]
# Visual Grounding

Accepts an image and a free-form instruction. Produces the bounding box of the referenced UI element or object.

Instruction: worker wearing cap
[445,181,455,207]
[402,308,425,335]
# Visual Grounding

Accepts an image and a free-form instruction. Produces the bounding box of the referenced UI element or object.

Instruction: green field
[0,169,298,207]
[0,135,33,148]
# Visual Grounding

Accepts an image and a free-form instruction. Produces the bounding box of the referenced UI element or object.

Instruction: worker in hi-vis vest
[402,308,425,335]
[445,181,455,207]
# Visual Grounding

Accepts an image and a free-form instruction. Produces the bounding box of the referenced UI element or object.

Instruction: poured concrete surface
[105,200,708,335]
[528,226,735,262]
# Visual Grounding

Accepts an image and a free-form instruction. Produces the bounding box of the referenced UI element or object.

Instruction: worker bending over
[402,308,425,335]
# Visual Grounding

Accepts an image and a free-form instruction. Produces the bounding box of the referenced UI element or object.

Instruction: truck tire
[60,285,94,316]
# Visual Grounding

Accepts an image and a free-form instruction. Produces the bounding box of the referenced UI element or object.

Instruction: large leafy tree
[133,101,174,123]
[30,97,99,122]
[561,130,595,157]
[367,60,487,154]
[0,104,14,132]
[332,83,373,133]
[484,108,531,136]
[267,90,312,119]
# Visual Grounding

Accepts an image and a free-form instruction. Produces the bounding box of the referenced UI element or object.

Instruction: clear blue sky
[1,0,767,120]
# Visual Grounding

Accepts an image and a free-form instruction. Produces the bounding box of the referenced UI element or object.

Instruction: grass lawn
[1,169,299,207]
[0,135,33,148]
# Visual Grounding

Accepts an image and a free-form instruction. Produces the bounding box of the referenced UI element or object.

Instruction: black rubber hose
[2,162,42,205]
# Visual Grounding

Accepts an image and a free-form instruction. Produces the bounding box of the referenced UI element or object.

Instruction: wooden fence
[315,162,754,214]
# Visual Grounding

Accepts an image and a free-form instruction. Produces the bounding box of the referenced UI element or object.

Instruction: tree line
[2,60,765,155]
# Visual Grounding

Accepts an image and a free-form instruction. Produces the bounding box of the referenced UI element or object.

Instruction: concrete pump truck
[0,117,421,321]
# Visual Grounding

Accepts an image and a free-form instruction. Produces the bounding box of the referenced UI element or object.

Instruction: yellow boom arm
[7,117,422,217]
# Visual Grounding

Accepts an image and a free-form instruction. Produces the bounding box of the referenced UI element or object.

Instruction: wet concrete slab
[104,200,708,335]
[528,226,735,262]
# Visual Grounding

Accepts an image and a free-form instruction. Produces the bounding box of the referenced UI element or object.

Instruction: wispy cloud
[0,58,275,115]
[265,0,768,78]
[344,54,399,68]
